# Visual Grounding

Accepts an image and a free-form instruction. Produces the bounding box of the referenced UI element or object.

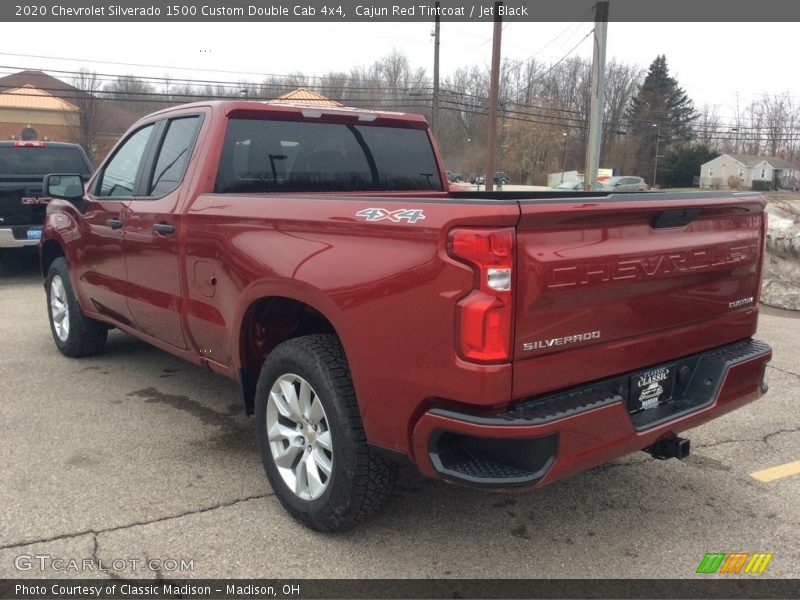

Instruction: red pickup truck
[40,101,771,531]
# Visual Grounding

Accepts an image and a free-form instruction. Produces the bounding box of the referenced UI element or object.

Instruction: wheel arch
[40,239,66,279]
[236,294,344,415]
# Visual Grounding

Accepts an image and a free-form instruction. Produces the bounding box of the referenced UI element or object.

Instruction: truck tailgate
[512,193,765,399]
[0,180,46,225]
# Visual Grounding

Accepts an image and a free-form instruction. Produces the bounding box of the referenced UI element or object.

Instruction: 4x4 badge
[355,208,426,224]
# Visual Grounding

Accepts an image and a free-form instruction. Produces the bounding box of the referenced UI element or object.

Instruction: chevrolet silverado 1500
[40,101,772,531]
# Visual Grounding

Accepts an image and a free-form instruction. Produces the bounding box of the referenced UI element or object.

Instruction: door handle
[106,218,123,230]
[153,223,175,235]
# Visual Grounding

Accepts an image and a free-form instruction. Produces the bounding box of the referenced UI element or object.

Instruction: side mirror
[43,174,84,202]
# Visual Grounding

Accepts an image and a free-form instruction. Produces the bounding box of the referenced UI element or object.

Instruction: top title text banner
[5,0,800,22]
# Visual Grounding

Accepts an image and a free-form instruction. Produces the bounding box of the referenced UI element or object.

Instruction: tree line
[69,49,800,187]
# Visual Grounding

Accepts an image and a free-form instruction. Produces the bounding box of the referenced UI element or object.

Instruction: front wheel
[46,257,108,357]
[254,334,398,531]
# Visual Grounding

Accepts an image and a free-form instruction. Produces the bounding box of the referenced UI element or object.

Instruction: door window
[97,124,155,197]
[148,116,201,196]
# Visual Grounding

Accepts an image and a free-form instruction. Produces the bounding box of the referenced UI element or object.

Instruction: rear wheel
[46,257,107,357]
[254,334,398,531]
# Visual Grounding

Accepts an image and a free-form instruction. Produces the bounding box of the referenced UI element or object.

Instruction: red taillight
[447,227,514,362]
[14,141,44,147]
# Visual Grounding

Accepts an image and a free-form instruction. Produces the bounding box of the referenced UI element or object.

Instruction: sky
[1,21,798,125]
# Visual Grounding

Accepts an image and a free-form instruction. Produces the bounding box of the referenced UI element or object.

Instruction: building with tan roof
[0,70,138,162]
[272,88,343,107]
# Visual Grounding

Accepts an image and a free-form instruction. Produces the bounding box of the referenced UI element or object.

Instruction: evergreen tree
[661,145,718,188]
[626,55,698,185]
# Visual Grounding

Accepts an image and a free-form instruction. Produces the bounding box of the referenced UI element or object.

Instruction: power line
[502,29,594,102]
[3,64,799,145]
[0,51,371,82]
[4,81,795,142]
[529,30,594,79]
[0,62,595,119]
[525,22,593,67]
[0,65,426,95]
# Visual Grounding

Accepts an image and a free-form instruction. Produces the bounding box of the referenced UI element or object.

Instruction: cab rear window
[0,146,91,176]
[215,118,442,193]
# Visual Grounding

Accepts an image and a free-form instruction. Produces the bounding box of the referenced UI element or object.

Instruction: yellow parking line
[750,460,800,482]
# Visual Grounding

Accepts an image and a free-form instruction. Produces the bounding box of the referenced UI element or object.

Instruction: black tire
[254,334,398,531]
[45,257,108,357]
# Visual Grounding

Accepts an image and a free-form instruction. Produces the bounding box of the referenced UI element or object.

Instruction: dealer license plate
[629,364,675,412]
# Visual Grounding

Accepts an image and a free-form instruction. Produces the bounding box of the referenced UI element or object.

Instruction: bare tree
[762,93,790,157]
[743,100,764,155]
[785,96,800,164]
[695,104,722,150]
[436,66,489,171]
[601,60,643,170]
[71,69,106,162]
[104,74,158,116]
[92,48,742,186]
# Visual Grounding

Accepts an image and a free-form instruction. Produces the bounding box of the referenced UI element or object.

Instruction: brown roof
[272,88,343,107]
[0,70,137,134]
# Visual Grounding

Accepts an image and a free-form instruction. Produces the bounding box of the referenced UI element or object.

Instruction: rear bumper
[0,228,39,248]
[411,339,771,489]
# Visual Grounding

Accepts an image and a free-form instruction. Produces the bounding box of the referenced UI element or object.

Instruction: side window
[97,124,154,197]
[148,116,201,197]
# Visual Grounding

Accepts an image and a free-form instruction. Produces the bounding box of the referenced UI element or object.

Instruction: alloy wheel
[50,275,70,342]
[266,374,333,500]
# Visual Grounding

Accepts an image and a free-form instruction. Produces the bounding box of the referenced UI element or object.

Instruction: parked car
[41,100,771,531]
[0,141,92,250]
[445,171,464,183]
[595,176,648,191]
[493,171,509,185]
[552,180,584,191]
[468,172,508,186]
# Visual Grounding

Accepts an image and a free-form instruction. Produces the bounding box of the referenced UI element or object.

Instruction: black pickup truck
[0,140,92,250]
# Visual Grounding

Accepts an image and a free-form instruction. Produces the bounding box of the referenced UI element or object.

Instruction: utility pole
[431,1,440,135]
[484,1,503,192]
[652,122,661,187]
[583,1,609,191]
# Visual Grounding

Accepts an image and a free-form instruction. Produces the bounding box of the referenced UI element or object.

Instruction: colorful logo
[355,208,426,224]
[696,552,773,574]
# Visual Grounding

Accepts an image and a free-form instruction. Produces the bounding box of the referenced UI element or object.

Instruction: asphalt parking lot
[1,251,798,580]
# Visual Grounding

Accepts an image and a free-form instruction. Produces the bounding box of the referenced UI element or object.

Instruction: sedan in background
[552,180,584,191]
[595,176,648,191]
